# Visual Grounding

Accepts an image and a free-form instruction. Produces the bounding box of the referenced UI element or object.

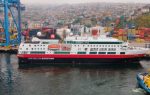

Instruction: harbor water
[0,53,150,95]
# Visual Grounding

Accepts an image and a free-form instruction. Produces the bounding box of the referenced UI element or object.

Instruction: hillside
[133,13,150,28]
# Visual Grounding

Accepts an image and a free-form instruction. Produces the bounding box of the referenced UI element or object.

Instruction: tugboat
[136,73,150,93]
[17,28,148,64]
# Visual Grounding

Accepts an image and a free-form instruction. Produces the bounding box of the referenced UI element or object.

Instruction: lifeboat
[48,44,60,50]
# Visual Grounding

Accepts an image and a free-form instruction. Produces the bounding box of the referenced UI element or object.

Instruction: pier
[0,46,18,53]
[0,0,24,52]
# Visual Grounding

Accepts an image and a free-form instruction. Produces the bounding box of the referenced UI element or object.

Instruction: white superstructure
[18,34,147,55]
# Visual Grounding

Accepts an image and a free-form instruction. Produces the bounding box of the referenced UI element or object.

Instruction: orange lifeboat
[48,44,60,50]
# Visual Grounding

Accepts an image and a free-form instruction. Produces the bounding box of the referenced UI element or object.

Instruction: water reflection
[0,54,13,95]
[5,54,13,95]
[0,53,149,95]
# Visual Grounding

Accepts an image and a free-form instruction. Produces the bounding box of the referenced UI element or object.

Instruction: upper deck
[64,35,123,44]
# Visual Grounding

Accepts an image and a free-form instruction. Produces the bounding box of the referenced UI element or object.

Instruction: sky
[21,0,150,4]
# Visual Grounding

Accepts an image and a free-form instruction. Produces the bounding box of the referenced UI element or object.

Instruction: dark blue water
[0,53,149,95]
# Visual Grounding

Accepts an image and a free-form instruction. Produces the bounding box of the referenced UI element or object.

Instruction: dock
[0,46,18,54]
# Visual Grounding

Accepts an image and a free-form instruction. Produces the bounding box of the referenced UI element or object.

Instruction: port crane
[0,0,25,47]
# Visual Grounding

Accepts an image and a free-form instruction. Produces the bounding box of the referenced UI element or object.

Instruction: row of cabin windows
[54,52,70,54]
[24,47,116,51]
[26,48,45,50]
[65,41,122,44]
[89,52,116,54]
[79,48,117,51]
[34,45,46,47]
[26,44,121,47]
[98,48,116,51]
[89,52,125,54]
[22,45,46,47]
[73,44,121,48]
[30,51,45,54]
[53,52,125,54]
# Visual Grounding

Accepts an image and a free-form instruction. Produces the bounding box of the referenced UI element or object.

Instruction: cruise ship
[17,32,148,64]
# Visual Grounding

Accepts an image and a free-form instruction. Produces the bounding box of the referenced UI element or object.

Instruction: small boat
[136,73,150,93]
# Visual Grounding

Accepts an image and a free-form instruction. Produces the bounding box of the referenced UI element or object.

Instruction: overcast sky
[21,0,150,4]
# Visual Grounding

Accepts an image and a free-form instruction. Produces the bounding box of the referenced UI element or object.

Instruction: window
[107,52,116,54]
[78,48,81,51]
[99,48,107,51]
[98,52,106,54]
[108,48,116,51]
[85,48,88,51]
[120,52,125,54]
[90,52,97,54]
[78,52,86,54]
[90,48,98,51]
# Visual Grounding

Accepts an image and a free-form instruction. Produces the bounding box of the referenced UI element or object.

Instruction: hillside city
[20,3,150,43]
[22,3,147,28]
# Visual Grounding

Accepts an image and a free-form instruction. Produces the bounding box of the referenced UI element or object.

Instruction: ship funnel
[91,27,100,39]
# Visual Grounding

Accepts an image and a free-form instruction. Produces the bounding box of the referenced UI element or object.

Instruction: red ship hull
[18,54,145,59]
[17,54,145,64]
